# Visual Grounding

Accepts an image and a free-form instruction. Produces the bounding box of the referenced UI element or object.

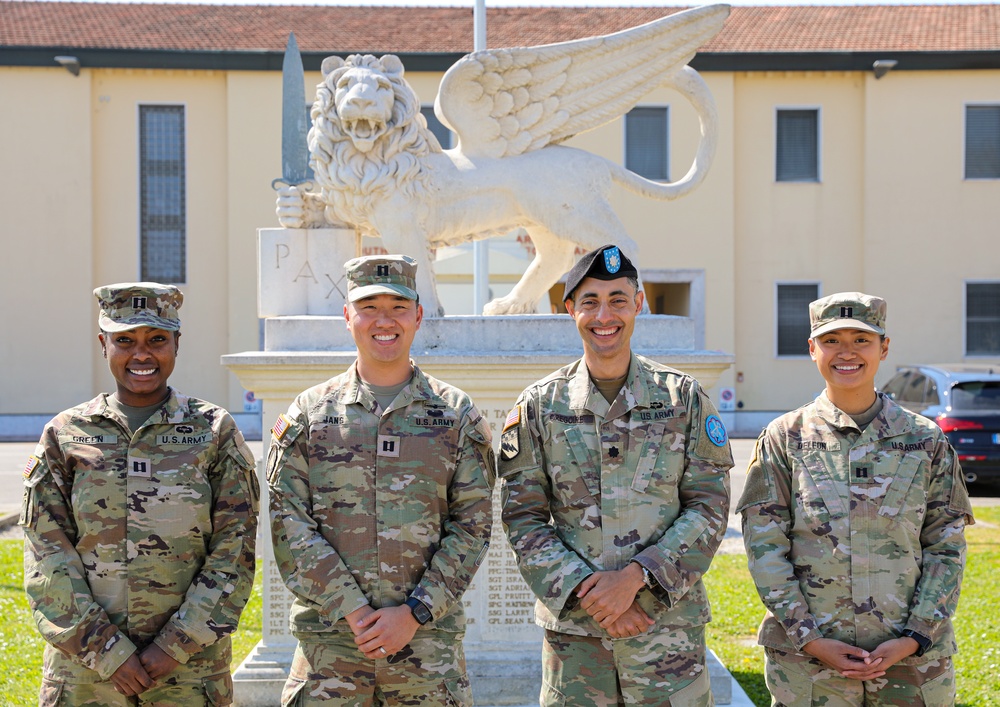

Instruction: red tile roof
[1,2,999,55]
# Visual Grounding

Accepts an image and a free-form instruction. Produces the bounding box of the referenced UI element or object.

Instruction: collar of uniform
[343,359,429,409]
[569,353,648,414]
[814,391,859,431]
[814,390,918,439]
[88,388,183,423]
[870,393,922,439]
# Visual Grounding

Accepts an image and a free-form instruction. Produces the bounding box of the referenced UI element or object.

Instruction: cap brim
[811,320,883,338]
[99,313,181,332]
[348,284,418,302]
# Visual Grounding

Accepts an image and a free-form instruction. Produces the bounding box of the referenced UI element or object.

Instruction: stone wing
[434,4,729,159]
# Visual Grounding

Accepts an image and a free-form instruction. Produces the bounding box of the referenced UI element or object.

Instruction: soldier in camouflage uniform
[268,255,494,706]
[738,292,975,706]
[20,282,260,705]
[499,245,733,706]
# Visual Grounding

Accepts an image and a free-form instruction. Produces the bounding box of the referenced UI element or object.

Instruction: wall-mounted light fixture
[872,59,898,80]
[54,56,81,76]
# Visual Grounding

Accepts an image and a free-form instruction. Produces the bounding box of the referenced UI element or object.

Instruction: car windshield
[950,381,1000,411]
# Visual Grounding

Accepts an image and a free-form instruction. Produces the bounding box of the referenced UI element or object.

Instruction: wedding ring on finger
[379,647,387,655]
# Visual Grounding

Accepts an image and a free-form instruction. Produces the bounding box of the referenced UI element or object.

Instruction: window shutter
[967,282,1000,355]
[776,109,819,182]
[625,107,668,181]
[965,106,1000,179]
[140,106,186,283]
[777,284,818,356]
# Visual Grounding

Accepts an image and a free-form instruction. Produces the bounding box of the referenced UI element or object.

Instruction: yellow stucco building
[2,3,998,437]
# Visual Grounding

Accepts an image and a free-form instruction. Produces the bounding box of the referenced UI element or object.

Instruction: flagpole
[472,0,489,314]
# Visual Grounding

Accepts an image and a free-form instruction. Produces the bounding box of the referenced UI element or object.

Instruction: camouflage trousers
[282,632,472,706]
[541,626,714,706]
[764,648,955,706]
[38,672,233,706]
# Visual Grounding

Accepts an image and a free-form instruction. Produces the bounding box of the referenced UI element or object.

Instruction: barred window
[776,109,819,182]
[421,106,454,149]
[965,105,1000,179]
[140,106,186,283]
[967,282,1000,355]
[625,107,668,181]
[777,283,819,356]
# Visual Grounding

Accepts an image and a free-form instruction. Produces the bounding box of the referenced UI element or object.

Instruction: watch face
[408,599,432,624]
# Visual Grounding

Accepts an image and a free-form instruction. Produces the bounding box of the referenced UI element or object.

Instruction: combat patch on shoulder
[705,414,728,447]
[500,428,519,460]
[503,405,521,432]
[23,456,40,480]
[272,414,292,441]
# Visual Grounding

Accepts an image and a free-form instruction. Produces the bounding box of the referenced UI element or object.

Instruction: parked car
[880,364,1000,485]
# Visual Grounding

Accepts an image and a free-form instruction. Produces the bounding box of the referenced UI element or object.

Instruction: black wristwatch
[405,597,432,625]
[901,629,931,657]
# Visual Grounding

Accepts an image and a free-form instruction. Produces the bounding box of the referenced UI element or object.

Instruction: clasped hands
[346,604,421,660]
[802,636,921,681]
[110,644,180,696]
[575,563,654,639]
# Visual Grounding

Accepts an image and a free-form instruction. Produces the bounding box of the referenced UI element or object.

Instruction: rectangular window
[776,108,819,182]
[421,106,454,149]
[777,283,819,356]
[965,105,1000,179]
[967,282,1000,355]
[140,105,186,282]
[625,106,668,181]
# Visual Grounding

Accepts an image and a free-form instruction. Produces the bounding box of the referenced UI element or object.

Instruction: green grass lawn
[2,505,998,704]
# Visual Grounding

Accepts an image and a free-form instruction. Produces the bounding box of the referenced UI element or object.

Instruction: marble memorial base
[225,314,734,706]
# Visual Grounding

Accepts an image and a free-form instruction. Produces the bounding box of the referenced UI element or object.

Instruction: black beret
[563,245,639,302]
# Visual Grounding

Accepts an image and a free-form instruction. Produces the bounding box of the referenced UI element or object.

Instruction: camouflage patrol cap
[94,282,183,332]
[345,254,418,302]
[810,292,886,337]
[563,245,639,302]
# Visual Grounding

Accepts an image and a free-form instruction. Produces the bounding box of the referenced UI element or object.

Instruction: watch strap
[901,629,931,657]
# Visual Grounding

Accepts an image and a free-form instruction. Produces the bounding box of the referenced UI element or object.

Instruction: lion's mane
[309,54,440,235]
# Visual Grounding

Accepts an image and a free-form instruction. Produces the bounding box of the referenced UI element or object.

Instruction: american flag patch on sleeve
[23,456,40,479]
[272,414,291,440]
[503,405,521,432]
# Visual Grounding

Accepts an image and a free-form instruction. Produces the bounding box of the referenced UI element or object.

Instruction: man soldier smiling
[268,254,494,706]
[499,245,733,706]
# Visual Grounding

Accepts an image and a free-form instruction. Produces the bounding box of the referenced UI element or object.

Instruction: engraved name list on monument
[462,401,542,648]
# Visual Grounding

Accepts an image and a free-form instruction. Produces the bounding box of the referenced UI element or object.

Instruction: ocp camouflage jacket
[267,362,494,639]
[738,392,974,664]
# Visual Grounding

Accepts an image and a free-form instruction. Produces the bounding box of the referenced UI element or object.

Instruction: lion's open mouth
[347,118,383,139]
[344,118,387,151]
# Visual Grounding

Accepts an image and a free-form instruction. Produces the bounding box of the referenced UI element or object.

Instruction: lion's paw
[483,297,538,316]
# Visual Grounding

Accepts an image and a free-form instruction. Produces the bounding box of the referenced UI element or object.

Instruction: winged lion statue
[276,4,729,315]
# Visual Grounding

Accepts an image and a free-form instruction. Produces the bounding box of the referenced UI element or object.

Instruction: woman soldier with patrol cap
[20,282,259,705]
[738,292,974,706]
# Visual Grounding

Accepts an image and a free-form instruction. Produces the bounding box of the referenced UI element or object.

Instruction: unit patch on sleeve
[705,414,728,447]
[499,405,521,461]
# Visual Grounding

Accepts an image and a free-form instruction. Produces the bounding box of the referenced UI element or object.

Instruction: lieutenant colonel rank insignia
[501,405,521,460]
